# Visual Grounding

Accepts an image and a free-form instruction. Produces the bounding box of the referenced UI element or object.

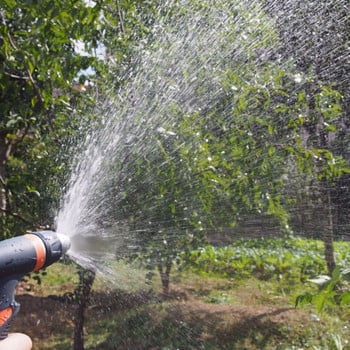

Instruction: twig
[116,0,125,34]
[4,71,30,81]
[0,207,34,226]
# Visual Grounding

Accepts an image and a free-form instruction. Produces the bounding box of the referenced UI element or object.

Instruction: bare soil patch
[11,287,313,349]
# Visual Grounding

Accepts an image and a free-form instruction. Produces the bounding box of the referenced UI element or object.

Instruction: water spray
[0,231,71,340]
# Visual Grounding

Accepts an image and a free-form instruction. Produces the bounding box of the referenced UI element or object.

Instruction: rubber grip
[0,302,20,340]
[0,275,22,340]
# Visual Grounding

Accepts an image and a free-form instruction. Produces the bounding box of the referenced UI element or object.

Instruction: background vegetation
[1,0,349,349]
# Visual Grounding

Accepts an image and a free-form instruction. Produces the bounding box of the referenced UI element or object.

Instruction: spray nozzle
[57,233,71,254]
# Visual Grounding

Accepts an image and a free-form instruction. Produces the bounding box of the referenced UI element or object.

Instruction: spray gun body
[0,231,70,340]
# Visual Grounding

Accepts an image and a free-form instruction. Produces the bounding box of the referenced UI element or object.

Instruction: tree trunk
[73,267,96,350]
[302,83,337,276]
[0,132,11,215]
[318,118,336,276]
[323,185,336,275]
[157,262,172,297]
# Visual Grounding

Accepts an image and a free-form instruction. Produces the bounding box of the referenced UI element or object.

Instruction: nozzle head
[56,233,71,254]
[31,230,71,267]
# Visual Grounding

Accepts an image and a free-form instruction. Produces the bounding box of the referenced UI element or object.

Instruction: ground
[10,280,323,350]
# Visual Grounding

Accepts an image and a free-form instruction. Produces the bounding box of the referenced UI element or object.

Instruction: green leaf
[340,292,350,305]
[31,95,38,107]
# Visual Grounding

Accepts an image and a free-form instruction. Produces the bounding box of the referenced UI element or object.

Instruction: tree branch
[6,25,45,105]
[0,207,34,226]
[4,71,30,81]
[115,0,125,34]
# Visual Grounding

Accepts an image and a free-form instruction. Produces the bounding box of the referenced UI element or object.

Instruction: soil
[12,294,74,341]
[10,284,312,349]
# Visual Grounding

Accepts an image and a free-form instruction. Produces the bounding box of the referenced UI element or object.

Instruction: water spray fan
[0,231,71,340]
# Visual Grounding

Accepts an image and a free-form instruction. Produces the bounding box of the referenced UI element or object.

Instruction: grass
[81,272,350,349]
[15,237,350,349]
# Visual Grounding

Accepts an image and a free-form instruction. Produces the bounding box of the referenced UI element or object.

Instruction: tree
[134,0,350,281]
[263,0,350,274]
[0,0,100,237]
[113,123,206,296]
[93,0,160,92]
[1,3,105,350]
[95,0,298,294]
[73,267,96,350]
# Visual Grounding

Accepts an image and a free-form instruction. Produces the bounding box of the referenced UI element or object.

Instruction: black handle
[0,275,22,340]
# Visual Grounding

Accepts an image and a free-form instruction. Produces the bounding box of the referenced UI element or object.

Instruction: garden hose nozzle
[0,230,71,340]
